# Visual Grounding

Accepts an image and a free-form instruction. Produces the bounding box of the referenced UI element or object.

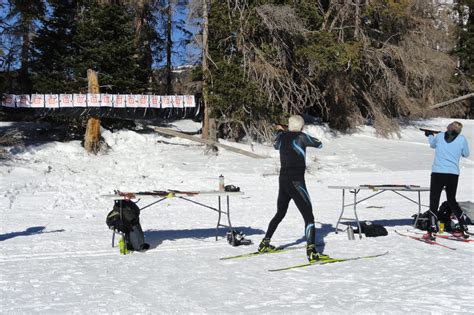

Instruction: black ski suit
[264,130,323,246]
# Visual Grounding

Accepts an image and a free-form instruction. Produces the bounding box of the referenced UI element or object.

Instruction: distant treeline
[0,0,197,96]
[203,1,473,134]
[0,1,473,134]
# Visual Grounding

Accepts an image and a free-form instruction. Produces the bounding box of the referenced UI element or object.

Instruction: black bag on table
[106,200,148,251]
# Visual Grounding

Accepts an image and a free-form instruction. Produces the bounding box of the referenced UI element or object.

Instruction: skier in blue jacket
[425,121,470,240]
[258,115,328,262]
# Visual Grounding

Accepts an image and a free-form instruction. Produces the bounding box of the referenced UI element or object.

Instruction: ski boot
[422,225,437,241]
[258,238,276,253]
[452,225,470,239]
[307,244,329,263]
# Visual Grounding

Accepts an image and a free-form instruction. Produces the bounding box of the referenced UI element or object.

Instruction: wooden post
[209,118,217,142]
[84,69,101,153]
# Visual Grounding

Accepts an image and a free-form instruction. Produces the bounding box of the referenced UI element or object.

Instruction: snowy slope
[0,118,473,313]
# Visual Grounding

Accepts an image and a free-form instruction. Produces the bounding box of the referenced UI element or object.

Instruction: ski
[220,245,307,260]
[407,230,473,243]
[268,251,389,272]
[433,234,472,243]
[395,231,456,250]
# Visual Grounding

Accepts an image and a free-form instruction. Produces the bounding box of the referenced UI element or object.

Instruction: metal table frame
[107,190,244,246]
[328,185,430,238]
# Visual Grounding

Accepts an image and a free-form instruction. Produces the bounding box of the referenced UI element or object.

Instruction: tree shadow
[0,226,65,241]
[144,226,265,249]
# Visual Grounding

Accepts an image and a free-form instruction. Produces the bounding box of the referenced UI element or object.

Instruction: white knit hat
[288,115,304,132]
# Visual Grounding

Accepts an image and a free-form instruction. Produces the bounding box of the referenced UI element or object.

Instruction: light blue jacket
[429,133,470,175]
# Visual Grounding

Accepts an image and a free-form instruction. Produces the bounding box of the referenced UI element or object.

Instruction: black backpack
[354,222,388,237]
[106,200,149,251]
[437,201,453,225]
[106,200,140,234]
[437,201,472,229]
[412,210,431,231]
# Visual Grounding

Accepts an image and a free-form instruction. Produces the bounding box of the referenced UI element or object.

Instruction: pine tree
[30,0,79,93]
[454,0,474,82]
[6,0,45,93]
[73,2,150,94]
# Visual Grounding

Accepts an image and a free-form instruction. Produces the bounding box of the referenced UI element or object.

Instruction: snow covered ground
[0,117,473,313]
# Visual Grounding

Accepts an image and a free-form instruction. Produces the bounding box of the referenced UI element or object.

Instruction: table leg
[216,196,222,241]
[335,189,346,233]
[226,196,233,229]
[413,191,422,227]
[352,190,362,239]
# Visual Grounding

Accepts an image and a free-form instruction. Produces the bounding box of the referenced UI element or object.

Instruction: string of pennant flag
[1,94,196,109]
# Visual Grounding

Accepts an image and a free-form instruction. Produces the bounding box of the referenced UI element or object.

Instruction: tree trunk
[84,69,101,153]
[202,0,210,140]
[20,22,31,92]
[428,93,474,110]
[165,2,173,95]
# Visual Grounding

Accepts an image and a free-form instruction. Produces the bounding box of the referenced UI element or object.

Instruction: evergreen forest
[0,0,473,136]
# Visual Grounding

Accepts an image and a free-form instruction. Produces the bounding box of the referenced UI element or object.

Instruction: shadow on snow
[144,226,265,249]
[0,226,65,241]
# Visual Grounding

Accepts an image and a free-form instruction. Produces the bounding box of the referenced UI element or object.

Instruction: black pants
[264,179,315,246]
[429,172,467,228]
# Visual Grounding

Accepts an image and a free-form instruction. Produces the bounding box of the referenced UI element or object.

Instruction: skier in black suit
[258,115,329,262]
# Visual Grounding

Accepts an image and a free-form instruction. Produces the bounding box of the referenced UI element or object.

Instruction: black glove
[424,131,433,137]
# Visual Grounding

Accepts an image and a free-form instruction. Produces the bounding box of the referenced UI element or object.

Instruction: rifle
[419,128,441,136]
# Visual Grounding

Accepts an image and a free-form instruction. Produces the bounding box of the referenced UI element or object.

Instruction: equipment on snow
[219,175,225,191]
[269,251,389,272]
[412,201,472,232]
[352,221,388,237]
[408,230,473,243]
[306,244,329,263]
[106,199,149,252]
[347,226,355,240]
[258,238,276,253]
[220,245,308,260]
[226,229,252,246]
[412,210,431,231]
[451,226,470,239]
[395,231,456,250]
[106,199,140,233]
[224,185,240,192]
[422,232,436,241]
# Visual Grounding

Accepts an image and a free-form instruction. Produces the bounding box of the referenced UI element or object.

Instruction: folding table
[328,185,430,238]
[104,189,244,246]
